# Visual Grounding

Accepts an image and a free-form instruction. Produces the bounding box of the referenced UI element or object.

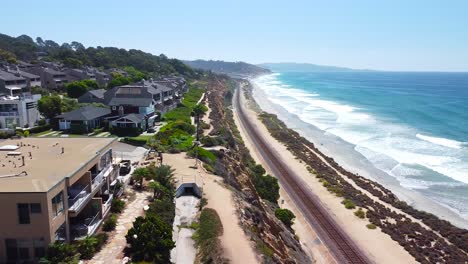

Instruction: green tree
[61,97,80,112]
[126,215,175,263]
[107,74,131,89]
[132,167,149,187]
[82,79,99,90]
[148,180,165,200]
[275,208,296,228]
[66,81,88,98]
[38,95,62,119]
[40,242,79,264]
[191,103,207,141]
[147,164,175,190]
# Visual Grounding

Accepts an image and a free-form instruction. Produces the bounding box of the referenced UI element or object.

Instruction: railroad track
[234,88,370,264]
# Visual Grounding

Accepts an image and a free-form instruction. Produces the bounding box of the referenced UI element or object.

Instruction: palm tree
[191,103,207,141]
[148,180,164,200]
[132,167,149,188]
[148,165,175,190]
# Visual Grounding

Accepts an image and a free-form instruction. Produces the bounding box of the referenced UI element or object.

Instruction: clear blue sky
[2,0,468,71]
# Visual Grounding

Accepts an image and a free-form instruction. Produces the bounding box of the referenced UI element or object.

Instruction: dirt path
[164,153,260,264]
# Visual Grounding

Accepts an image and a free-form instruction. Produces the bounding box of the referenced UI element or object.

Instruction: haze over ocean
[253,68,468,219]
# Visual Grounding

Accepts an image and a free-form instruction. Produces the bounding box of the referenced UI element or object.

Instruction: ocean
[252,70,468,222]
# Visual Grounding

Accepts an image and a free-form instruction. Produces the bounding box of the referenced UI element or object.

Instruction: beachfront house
[56,105,111,134]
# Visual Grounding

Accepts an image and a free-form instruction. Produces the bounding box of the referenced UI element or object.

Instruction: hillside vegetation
[0,33,200,78]
[184,59,270,76]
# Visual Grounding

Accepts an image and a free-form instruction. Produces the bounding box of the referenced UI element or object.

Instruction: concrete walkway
[88,190,150,264]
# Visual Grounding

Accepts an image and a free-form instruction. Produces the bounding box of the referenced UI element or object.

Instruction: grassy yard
[155,85,205,151]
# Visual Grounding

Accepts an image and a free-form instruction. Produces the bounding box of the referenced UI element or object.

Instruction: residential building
[0,70,29,96]
[0,138,118,263]
[25,67,69,90]
[56,106,111,133]
[92,70,111,88]
[77,89,106,104]
[102,85,158,130]
[66,69,96,82]
[0,94,41,130]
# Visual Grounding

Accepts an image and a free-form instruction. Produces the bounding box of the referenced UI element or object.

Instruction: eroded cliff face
[203,74,311,264]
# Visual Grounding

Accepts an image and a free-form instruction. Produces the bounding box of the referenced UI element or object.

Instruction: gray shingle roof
[88,89,106,99]
[56,106,111,121]
[0,70,26,81]
[118,113,144,123]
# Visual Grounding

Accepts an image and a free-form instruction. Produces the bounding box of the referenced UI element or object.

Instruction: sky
[2,0,468,71]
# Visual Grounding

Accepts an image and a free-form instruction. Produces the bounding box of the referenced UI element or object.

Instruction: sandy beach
[233,85,417,263]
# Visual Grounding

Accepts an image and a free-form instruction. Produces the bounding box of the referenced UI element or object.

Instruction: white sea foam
[416,133,464,150]
[252,73,468,187]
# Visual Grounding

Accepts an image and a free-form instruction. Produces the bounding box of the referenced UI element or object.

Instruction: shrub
[126,215,175,262]
[366,223,377,229]
[193,208,226,263]
[42,242,79,264]
[23,130,30,137]
[0,131,11,139]
[187,147,216,165]
[354,208,366,219]
[111,199,125,213]
[275,208,296,228]
[74,233,107,260]
[201,136,224,147]
[103,214,118,231]
[342,199,356,209]
[252,173,280,204]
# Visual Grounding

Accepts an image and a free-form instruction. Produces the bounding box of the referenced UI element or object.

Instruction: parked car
[119,160,131,175]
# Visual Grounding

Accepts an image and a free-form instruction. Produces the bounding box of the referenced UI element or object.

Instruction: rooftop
[0,70,26,82]
[57,105,111,121]
[0,137,116,193]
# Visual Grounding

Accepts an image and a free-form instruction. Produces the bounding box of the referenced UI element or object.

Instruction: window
[33,238,46,258]
[17,203,30,224]
[51,192,64,217]
[17,239,31,260]
[30,203,41,214]
[5,239,18,261]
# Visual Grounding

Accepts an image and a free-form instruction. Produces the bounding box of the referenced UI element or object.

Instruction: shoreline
[233,83,416,263]
[237,77,468,262]
[250,75,468,229]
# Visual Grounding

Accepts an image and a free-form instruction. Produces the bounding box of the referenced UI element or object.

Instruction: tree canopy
[125,215,175,263]
[66,80,99,98]
[38,95,62,119]
[0,33,201,78]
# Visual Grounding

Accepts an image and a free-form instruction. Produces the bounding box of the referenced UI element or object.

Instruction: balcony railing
[0,112,18,116]
[91,163,112,190]
[68,184,91,212]
[102,194,114,216]
[71,211,102,240]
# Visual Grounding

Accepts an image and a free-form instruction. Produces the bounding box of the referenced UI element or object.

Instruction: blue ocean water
[253,71,468,217]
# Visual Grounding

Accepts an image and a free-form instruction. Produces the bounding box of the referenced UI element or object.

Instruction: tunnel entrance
[176,183,202,198]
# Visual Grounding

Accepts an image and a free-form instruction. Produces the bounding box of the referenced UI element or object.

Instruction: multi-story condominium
[66,69,96,82]
[0,94,41,130]
[24,67,69,90]
[0,137,118,263]
[0,70,29,97]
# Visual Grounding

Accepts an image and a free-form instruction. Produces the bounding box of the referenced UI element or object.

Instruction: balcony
[91,163,112,190]
[0,112,18,117]
[68,184,91,215]
[70,210,103,240]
